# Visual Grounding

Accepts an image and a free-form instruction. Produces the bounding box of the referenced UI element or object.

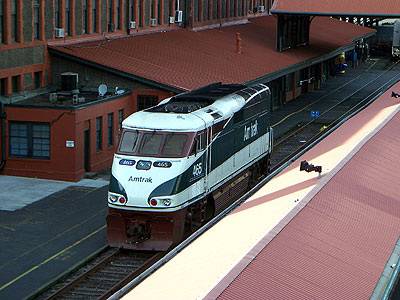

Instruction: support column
[40,0,45,40]
[88,0,93,34]
[4,0,11,44]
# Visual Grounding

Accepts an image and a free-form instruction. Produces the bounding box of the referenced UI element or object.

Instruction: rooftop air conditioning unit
[258,5,265,12]
[49,93,57,103]
[108,23,115,32]
[61,72,79,91]
[169,16,175,24]
[175,10,183,23]
[129,21,136,29]
[150,18,157,27]
[55,28,64,38]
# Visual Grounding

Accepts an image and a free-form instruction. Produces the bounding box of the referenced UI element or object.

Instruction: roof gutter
[0,101,6,171]
[270,10,400,18]
[370,237,400,299]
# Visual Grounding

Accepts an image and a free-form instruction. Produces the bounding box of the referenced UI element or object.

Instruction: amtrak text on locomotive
[244,120,258,142]
[128,176,153,183]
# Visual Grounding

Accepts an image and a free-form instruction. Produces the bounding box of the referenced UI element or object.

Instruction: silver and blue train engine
[107,82,273,250]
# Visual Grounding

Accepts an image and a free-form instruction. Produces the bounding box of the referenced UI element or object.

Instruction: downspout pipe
[0,101,6,171]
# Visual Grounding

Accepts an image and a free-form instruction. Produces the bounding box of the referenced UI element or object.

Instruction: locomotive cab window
[191,132,205,155]
[119,130,139,154]
[162,134,188,156]
[138,133,163,155]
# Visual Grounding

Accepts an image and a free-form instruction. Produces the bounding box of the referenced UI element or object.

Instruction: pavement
[0,56,398,300]
[0,175,109,211]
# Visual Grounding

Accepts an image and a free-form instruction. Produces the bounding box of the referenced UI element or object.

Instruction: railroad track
[271,60,400,170]
[34,60,400,300]
[36,249,163,300]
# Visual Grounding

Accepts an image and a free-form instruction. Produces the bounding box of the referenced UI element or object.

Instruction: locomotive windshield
[162,134,188,156]
[119,130,139,154]
[118,129,192,157]
[138,133,163,155]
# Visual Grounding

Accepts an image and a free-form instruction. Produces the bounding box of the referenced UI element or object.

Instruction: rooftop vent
[61,72,79,92]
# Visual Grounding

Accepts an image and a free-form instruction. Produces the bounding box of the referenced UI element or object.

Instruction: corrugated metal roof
[49,16,374,91]
[271,0,400,16]
[216,92,400,299]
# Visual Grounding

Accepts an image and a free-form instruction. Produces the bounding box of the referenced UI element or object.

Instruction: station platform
[0,57,397,300]
[122,78,400,298]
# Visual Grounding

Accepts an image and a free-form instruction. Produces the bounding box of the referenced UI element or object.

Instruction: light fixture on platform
[391,91,399,98]
[300,160,322,175]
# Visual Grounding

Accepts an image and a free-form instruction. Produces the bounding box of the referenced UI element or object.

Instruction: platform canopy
[271,0,400,17]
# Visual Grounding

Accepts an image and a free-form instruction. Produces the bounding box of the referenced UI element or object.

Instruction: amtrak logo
[244,120,258,141]
[128,176,153,183]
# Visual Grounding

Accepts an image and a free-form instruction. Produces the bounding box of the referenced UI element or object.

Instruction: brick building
[0,0,270,96]
[0,0,375,181]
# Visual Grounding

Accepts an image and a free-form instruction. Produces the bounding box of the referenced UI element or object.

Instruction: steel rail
[44,248,120,299]
[274,60,400,148]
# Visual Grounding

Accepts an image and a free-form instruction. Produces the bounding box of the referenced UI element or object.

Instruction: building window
[96,116,102,151]
[108,0,113,25]
[12,75,19,93]
[33,1,40,40]
[157,0,160,22]
[130,0,135,21]
[11,0,18,42]
[138,0,142,26]
[116,0,121,29]
[9,122,50,159]
[83,0,88,33]
[55,0,60,28]
[137,95,158,111]
[0,78,6,96]
[118,109,124,132]
[65,0,71,36]
[34,71,41,89]
[107,113,114,146]
[0,0,4,44]
[92,0,97,33]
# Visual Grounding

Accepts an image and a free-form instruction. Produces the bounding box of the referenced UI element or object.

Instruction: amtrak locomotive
[107,82,273,250]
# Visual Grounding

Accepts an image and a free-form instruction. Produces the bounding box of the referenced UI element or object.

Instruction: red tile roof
[271,0,400,16]
[215,86,400,299]
[49,16,374,91]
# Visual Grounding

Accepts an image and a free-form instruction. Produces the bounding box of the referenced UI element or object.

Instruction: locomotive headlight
[150,198,172,207]
[108,194,118,203]
[108,192,126,204]
[162,199,171,206]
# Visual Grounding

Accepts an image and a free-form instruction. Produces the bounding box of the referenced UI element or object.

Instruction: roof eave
[270,10,400,18]
[245,31,375,85]
[48,47,186,94]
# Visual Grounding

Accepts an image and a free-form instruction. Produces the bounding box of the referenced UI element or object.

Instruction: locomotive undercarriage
[107,208,187,251]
